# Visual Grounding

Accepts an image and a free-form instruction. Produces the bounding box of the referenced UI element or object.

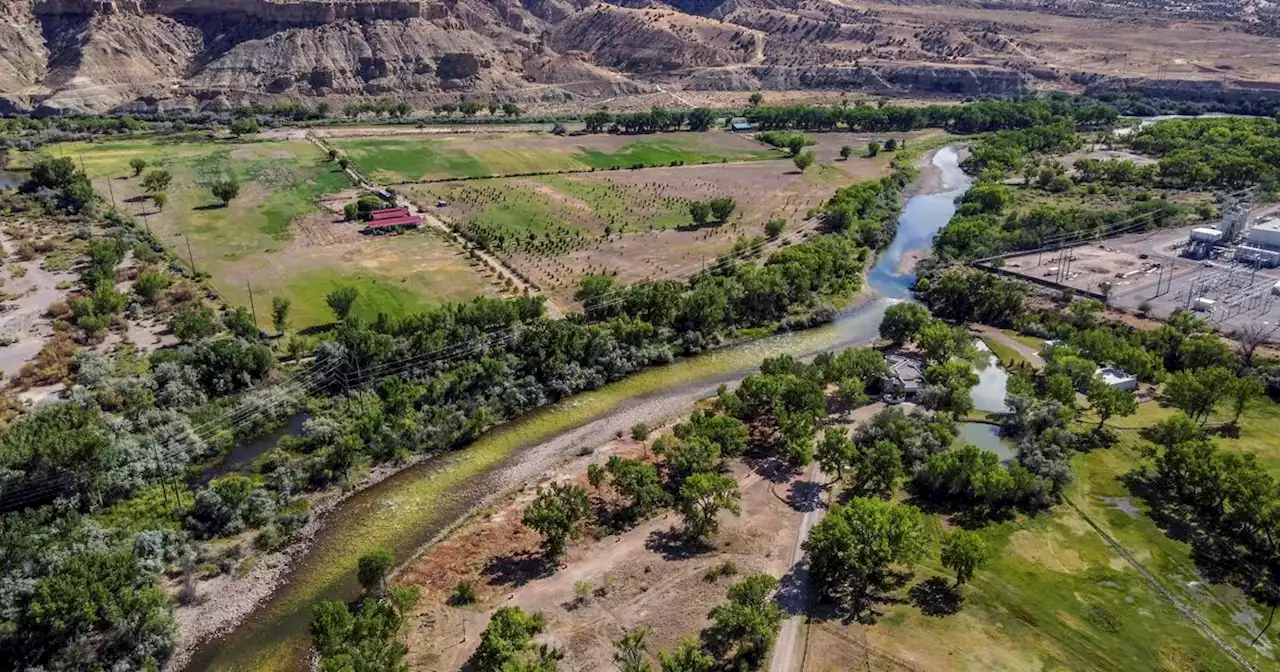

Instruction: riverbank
[167,451,431,670]
[179,145,972,671]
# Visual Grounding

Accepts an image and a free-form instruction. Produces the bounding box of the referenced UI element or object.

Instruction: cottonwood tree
[1229,374,1265,425]
[326,286,360,322]
[940,529,988,587]
[129,158,147,176]
[523,482,592,559]
[211,178,241,206]
[357,548,394,596]
[703,574,783,667]
[839,145,853,160]
[141,169,172,193]
[879,302,930,345]
[1163,367,1236,424]
[803,498,926,609]
[678,472,740,540]
[1086,380,1137,433]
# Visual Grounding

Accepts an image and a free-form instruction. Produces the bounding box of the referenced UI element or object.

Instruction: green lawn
[331,132,781,183]
[978,333,1031,368]
[858,395,1280,670]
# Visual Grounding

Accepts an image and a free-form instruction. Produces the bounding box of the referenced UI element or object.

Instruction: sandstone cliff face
[2,0,1278,114]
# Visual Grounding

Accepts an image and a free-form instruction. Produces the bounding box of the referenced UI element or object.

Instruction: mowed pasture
[330,130,784,183]
[410,131,947,306]
[63,136,499,330]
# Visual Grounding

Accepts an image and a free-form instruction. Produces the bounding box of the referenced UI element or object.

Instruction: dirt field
[408,134,947,307]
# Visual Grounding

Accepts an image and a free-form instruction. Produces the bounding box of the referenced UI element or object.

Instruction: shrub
[451,579,478,605]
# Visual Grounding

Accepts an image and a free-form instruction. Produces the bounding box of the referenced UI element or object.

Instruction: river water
[185,146,973,670]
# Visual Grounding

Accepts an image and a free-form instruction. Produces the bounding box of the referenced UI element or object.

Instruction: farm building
[367,207,411,221]
[362,215,421,234]
[1096,367,1138,392]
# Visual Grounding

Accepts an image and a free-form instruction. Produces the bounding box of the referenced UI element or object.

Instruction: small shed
[1096,367,1138,392]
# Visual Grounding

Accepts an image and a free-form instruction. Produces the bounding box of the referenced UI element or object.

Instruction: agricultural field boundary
[303,132,560,316]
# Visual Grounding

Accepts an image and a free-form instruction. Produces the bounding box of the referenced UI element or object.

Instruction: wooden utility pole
[247,280,259,331]
[185,234,197,276]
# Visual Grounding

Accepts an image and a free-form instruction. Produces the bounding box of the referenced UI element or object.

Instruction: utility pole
[141,210,153,236]
[105,176,116,209]
[247,280,259,332]
[185,234,197,276]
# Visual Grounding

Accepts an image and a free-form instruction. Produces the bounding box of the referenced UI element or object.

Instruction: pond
[955,421,1016,462]
[184,145,976,671]
[970,340,1011,415]
[197,413,309,486]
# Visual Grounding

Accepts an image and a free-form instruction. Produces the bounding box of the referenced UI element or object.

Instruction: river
[183,146,973,671]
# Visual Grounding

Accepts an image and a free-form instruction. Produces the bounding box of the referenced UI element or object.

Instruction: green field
[857,398,1280,670]
[331,132,781,183]
[60,135,498,331]
[60,136,350,261]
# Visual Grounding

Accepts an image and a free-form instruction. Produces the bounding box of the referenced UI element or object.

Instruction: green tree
[613,627,652,672]
[709,197,736,222]
[839,145,853,160]
[748,92,764,107]
[884,138,898,151]
[764,218,785,239]
[941,529,988,586]
[816,428,856,482]
[793,150,815,172]
[604,456,668,522]
[150,191,168,211]
[678,472,740,540]
[129,157,147,176]
[522,482,591,558]
[879,302,931,344]
[689,201,711,226]
[1229,374,1265,425]
[271,296,291,335]
[658,638,715,672]
[502,102,521,117]
[326,286,360,321]
[468,606,547,672]
[703,574,783,667]
[574,274,619,321]
[229,117,260,136]
[210,178,241,206]
[226,306,259,340]
[1086,379,1137,432]
[803,498,926,606]
[141,169,172,193]
[866,141,882,157]
[357,548,394,595]
[1163,367,1235,424]
[915,320,960,364]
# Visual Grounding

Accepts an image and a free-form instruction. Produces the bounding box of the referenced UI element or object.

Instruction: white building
[1096,367,1138,392]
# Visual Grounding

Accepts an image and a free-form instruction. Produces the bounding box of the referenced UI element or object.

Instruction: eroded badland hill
[2,0,1280,113]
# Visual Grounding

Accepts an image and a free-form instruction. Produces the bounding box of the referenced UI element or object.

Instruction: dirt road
[768,460,827,672]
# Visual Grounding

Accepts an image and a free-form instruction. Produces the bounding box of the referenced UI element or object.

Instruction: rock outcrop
[1,0,1279,113]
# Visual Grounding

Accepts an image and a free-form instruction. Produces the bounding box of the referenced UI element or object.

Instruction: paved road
[769,461,828,672]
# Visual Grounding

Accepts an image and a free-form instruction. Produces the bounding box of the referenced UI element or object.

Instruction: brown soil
[396,428,809,671]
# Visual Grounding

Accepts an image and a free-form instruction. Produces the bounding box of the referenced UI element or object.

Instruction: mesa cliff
[2,0,1279,114]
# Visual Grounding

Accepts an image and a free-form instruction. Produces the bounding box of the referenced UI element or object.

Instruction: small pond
[955,421,1016,462]
[970,340,1011,414]
[198,412,308,485]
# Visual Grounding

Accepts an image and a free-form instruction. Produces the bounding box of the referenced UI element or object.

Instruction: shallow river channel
[186,146,973,670]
